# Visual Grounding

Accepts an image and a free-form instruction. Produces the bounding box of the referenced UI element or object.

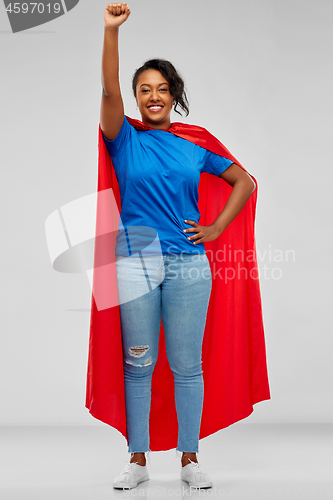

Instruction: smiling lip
[147,105,164,112]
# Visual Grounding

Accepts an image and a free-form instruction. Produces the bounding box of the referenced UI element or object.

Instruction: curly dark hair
[132,58,189,117]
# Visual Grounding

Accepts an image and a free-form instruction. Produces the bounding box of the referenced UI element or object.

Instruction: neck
[141,117,171,131]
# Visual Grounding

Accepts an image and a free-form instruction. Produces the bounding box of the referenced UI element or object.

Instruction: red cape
[85,116,271,450]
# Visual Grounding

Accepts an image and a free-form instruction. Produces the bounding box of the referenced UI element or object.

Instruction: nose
[150,89,159,101]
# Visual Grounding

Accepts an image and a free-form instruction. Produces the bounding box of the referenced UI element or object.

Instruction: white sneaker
[181,458,213,488]
[113,461,149,489]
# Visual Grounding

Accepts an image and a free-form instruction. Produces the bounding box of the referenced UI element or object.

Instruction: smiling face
[135,69,174,130]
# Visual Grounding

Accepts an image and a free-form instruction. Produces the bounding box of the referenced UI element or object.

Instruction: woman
[94,2,266,490]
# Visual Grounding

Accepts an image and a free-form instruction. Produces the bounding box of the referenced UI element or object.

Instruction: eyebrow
[139,82,169,87]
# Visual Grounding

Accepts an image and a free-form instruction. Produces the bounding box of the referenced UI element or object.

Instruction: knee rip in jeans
[126,346,152,367]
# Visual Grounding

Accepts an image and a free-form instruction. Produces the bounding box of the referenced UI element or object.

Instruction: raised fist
[104,2,131,29]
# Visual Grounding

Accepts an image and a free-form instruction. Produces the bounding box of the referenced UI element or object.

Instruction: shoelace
[187,459,204,473]
[122,461,139,474]
[127,451,151,465]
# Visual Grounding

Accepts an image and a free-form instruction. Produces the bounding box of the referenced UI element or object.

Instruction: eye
[141,89,150,93]
[160,88,168,92]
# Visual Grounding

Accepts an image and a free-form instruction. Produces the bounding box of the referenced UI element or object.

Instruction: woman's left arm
[184,163,256,244]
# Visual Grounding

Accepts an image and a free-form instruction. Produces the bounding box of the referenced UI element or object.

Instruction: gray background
[1,0,332,430]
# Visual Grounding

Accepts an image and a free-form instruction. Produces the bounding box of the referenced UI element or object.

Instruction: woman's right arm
[100,3,131,141]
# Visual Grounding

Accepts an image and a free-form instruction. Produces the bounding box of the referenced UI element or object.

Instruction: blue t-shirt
[102,117,233,256]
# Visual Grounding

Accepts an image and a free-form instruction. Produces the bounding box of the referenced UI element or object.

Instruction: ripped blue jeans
[115,252,212,453]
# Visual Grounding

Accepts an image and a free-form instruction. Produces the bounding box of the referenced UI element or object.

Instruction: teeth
[149,106,162,110]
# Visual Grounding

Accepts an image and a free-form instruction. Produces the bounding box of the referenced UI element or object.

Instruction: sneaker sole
[181,476,213,489]
[113,474,150,489]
